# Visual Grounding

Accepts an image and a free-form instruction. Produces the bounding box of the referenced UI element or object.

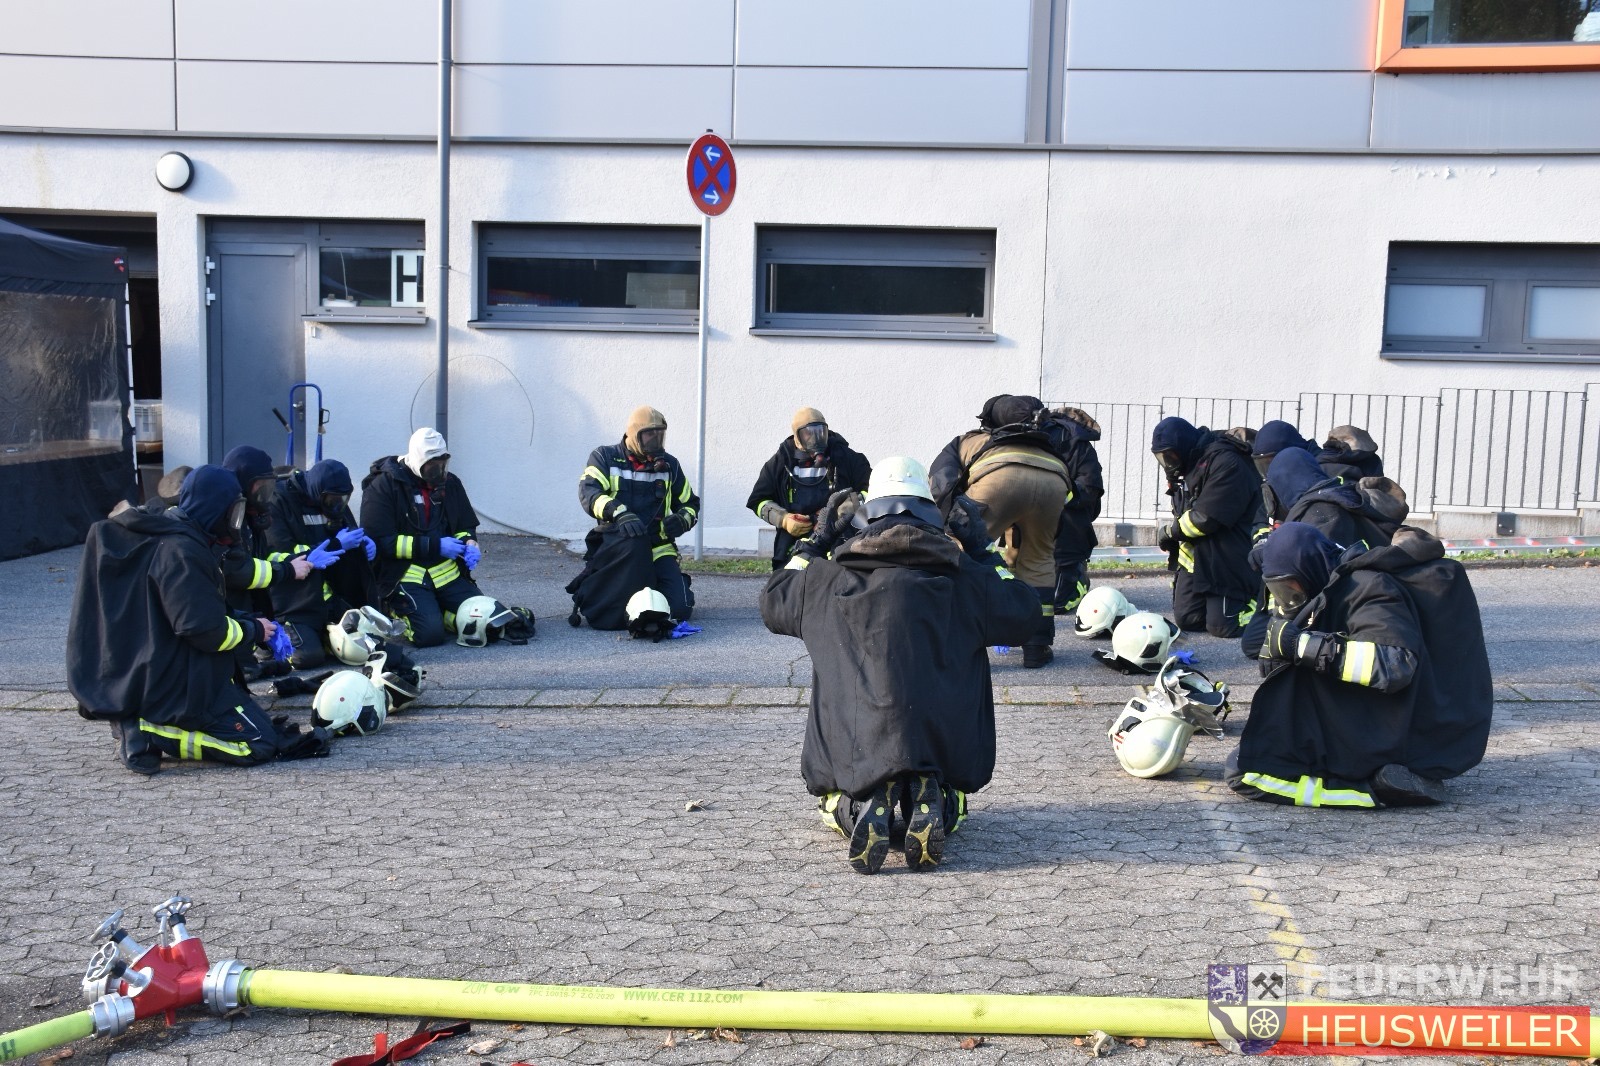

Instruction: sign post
[685,131,736,561]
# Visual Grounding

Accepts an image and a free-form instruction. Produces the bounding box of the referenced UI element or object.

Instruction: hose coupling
[203,960,246,1015]
[89,994,136,1039]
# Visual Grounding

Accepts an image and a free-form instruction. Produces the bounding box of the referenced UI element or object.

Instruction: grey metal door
[205,241,306,466]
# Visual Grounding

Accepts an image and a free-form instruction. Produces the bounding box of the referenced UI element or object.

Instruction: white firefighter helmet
[864,456,934,503]
[362,650,423,712]
[311,670,388,736]
[325,606,402,666]
[1074,586,1133,638]
[1107,692,1196,778]
[455,595,515,648]
[1109,612,1179,672]
[1107,656,1230,777]
[625,587,673,641]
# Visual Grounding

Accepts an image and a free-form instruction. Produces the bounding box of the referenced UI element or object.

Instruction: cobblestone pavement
[3,537,1598,1064]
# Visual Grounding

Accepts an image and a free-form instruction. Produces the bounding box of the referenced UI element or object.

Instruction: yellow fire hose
[0,1010,96,1063]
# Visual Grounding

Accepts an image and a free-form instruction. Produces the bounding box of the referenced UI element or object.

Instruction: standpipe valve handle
[153,895,194,946]
[87,909,150,962]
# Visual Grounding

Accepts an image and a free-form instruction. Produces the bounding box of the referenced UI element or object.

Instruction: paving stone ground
[2,538,1598,1065]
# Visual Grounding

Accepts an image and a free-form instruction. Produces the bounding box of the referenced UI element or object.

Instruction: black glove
[945,496,992,560]
[663,511,692,539]
[1156,522,1178,554]
[1263,618,1337,671]
[811,489,863,549]
[615,511,646,538]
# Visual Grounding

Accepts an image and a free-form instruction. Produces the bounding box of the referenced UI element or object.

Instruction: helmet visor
[796,422,829,453]
[1265,575,1309,617]
[636,428,666,456]
[1153,449,1184,479]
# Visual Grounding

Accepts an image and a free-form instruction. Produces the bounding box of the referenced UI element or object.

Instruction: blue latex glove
[463,542,482,570]
[437,536,467,560]
[362,535,377,562]
[1172,649,1197,665]
[265,622,293,662]
[335,526,365,551]
[306,543,345,570]
[668,622,703,639]
[993,646,1012,656]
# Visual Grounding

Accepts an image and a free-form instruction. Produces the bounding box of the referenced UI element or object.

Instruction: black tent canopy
[0,217,137,560]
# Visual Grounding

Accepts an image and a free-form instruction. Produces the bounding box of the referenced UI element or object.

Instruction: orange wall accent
[1375,0,1600,72]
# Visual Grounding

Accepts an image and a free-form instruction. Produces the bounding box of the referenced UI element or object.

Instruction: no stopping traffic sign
[686,132,736,216]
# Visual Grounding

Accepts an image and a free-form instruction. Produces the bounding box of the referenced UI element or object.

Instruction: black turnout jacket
[361,457,480,591]
[760,518,1039,798]
[68,506,261,724]
[1238,530,1492,784]
[746,434,871,564]
[1169,432,1264,599]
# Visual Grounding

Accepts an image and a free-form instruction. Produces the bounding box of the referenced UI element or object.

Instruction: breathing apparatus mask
[419,455,449,488]
[1154,449,1185,480]
[247,476,277,514]
[796,421,828,454]
[635,428,666,458]
[213,498,247,541]
[1253,452,1277,479]
[319,492,350,516]
[1262,483,1285,523]
[1264,574,1309,618]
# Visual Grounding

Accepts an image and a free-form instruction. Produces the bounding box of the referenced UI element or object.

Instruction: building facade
[4,0,1600,546]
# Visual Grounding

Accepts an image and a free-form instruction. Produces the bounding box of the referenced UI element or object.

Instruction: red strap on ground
[330,1021,472,1066]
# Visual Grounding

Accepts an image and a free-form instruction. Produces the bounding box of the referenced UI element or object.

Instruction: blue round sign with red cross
[686,132,736,217]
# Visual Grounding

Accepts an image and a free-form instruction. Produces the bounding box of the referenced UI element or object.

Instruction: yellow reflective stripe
[1312,780,1377,808]
[1341,640,1377,686]
[402,564,426,584]
[1240,771,1377,808]
[754,499,776,515]
[1239,772,1299,800]
[218,617,244,652]
[1040,603,1054,616]
[443,610,457,633]
[1178,511,1204,539]
[395,534,414,559]
[785,556,811,570]
[994,565,1015,581]
[266,551,292,563]
[248,559,273,590]
[678,480,692,504]
[293,543,310,554]
[679,506,697,520]
[1236,598,1257,627]
[1177,542,1195,572]
[322,582,333,600]
[592,494,616,520]
[651,543,678,561]
[582,465,609,485]
[427,559,461,586]
[453,531,472,539]
[139,721,251,761]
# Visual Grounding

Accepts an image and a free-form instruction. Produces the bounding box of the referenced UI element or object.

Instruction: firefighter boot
[1022,586,1056,668]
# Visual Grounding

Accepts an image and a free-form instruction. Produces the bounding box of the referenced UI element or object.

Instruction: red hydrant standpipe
[6,897,1599,1062]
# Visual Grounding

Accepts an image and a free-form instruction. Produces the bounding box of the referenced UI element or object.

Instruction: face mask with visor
[635,428,666,457]
[1154,449,1185,480]
[796,422,829,454]
[419,456,449,487]
[1264,575,1309,618]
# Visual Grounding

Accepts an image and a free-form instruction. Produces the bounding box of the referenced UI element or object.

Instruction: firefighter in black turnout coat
[761,457,1039,875]
[67,465,329,775]
[1151,417,1264,638]
[569,406,699,628]
[361,427,486,647]
[267,458,385,666]
[1228,522,1492,808]
[747,406,871,569]
[1042,406,1105,612]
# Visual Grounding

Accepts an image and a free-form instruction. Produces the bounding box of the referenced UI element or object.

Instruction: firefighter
[1151,416,1263,638]
[929,395,1071,668]
[361,428,486,648]
[1041,406,1104,612]
[219,446,316,677]
[569,406,699,629]
[266,458,387,667]
[761,458,1039,874]
[747,406,871,570]
[67,465,330,775]
[1249,419,1317,479]
[1242,449,1410,659]
[1227,522,1492,808]
[1317,425,1386,481]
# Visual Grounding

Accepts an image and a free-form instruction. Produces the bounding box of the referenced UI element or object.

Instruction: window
[1382,243,1600,361]
[475,225,699,330]
[754,227,995,338]
[313,222,425,319]
[1377,0,1600,72]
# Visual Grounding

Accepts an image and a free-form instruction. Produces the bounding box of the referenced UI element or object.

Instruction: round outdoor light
[155,151,194,192]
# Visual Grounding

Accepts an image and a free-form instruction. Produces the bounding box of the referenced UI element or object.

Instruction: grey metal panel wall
[177,61,434,136]
[0,0,174,59]
[1062,71,1374,150]
[456,65,732,140]
[1065,0,1373,72]
[174,0,434,62]
[736,0,1030,68]
[456,0,734,65]
[1372,73,1600,152]
[0,56,174,129]
[735,67,1028,144]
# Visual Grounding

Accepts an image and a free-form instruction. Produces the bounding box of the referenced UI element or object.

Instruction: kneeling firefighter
[67,465,330,775]
[1151,416,1264,638]
[1041,406,1105,613]
[747,407,871,569]
[761,458,1040,874]
[929,395,1071,668]
[568,406,698,629]
[1228,522,1492,808]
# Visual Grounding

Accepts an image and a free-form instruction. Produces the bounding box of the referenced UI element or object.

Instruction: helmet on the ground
[626,587,673,642]
[325,606,401,666]
[456,596,515,648]
[1153,657,1230,732]
[1074,586,1133,638]
[1096,611,1179,674]
[1107,693,1196,778]
[312,670,388,736]
[363,650,423,712]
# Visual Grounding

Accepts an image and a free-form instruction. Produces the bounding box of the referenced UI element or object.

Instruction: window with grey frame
[314,222,424,319]
[1382,242,1600,362]
[754,227,996,338]
[474,225,700,330]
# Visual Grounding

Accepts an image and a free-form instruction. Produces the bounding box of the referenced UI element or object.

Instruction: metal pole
[693,213,710,561]
[434,0,452,436]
